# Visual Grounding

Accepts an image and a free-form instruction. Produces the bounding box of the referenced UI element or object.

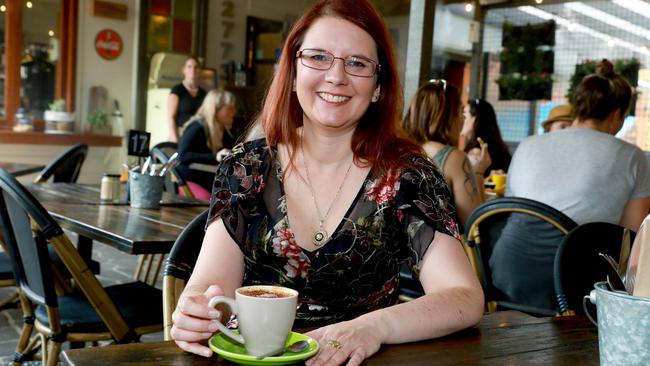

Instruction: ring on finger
[326,339,343,350]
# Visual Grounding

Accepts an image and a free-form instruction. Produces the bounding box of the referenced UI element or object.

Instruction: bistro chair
[464,197,577,316]
[162,208,209,340]
[0,168,163,366]
[150,142,194,198]
[132,142,183,286]
[554,222,633,316]
[150,142,178,195]
[34,143,88,183]
[398,264,424,302]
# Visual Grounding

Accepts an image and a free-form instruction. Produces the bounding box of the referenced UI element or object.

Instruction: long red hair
[257,0,422,175]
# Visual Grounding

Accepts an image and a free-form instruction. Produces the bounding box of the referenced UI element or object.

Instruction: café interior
[0,0,650,365]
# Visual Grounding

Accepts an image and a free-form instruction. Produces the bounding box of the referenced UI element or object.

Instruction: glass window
[20,0,59,119]
[0,4,5,118]
[148,0,197,55]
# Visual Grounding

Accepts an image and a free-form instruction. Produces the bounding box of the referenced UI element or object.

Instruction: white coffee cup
[209,285,298,356]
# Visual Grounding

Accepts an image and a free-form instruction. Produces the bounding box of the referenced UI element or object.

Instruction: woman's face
[295,17,379,131]
[463,104,475,127]
[183,59,200,81]
[216,104,236,127]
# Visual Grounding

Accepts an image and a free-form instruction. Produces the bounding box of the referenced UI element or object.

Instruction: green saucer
[209,331,319,366]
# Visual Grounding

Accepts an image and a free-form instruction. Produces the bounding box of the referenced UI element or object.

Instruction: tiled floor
[0,234,165,365]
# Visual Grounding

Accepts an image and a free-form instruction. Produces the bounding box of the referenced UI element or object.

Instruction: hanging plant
[496,21,556,101]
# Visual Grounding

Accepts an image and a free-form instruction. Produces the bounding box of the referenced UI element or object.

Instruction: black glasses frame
[296,49,381,78]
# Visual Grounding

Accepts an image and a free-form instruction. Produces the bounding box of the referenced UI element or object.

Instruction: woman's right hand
[467,144,491,176]
[171,285,227,357]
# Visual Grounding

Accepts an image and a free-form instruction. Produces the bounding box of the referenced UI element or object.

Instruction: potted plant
[44,99,75,133]
[85,110,112,135]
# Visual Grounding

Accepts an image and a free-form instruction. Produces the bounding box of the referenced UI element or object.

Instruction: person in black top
[167,56,207,142]
[176,90,236,198]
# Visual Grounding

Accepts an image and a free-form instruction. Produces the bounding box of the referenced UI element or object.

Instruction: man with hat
[542,104,574,133]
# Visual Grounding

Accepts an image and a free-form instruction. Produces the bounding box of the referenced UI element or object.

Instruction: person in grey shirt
[490,59,650,313]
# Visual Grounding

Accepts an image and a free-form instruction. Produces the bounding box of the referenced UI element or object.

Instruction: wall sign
[95,29,123,60]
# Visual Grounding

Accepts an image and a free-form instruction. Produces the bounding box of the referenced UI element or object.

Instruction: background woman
[176,90,236,199]
[491,59,650,312]
[171,1,483,365]
[461,98,511,176]
[167,56,207,143]
[402,81,489,228]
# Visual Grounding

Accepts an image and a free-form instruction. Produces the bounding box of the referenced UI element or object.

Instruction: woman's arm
[306,232,484,366]
[168,93,180,143]
[620,197,650,231]
[171,219,245,357]
[445,149,484,227]
[178,122,220,164]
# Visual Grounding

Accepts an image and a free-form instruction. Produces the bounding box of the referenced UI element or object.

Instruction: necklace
[300,139,354,246]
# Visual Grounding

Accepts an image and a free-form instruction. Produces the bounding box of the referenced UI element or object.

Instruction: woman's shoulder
[399,152,447,183]
[170,83,186,95]
[222,138,271,164]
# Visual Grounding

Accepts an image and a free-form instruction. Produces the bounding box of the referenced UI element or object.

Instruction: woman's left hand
[216,148,231,162]
[305,318,382,366]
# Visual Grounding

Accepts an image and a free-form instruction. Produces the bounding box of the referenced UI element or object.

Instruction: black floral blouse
[207,138,460,327]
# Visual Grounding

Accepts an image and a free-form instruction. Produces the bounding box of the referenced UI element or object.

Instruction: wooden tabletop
[26,183,209,254]
[0,161,45,176]
[61,311,599,366]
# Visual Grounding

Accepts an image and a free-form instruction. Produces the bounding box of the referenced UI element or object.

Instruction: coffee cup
[208,285,298,356]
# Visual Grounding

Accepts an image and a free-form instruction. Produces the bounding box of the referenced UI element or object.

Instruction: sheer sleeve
[395,155,461,273]
[206,140,268,248]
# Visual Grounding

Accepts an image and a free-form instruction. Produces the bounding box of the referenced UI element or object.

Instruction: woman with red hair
[171,1,483,364]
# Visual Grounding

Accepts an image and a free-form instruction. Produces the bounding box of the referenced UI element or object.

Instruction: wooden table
[61,311,599,365]
[26,183,208,255]
[0,161,45,176]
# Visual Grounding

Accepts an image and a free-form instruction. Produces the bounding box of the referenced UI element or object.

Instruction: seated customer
[402,80,490,227]
[460,98,511,177]
[490,59,650,311]
[177,90,236,199]
[542,104,573,133]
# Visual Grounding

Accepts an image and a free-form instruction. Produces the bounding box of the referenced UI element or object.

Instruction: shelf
[0,130,123,146]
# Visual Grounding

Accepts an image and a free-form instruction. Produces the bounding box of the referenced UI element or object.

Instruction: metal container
[100,173,121,202]
[586,281,650,365]
[129,171,164,209]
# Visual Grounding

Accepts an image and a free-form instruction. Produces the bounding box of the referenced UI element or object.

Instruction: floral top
[208,138,460,326]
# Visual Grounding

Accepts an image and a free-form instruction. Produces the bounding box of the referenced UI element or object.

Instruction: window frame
[2,0,77,130]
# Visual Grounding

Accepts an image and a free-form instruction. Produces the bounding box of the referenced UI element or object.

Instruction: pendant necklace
[301,138,354,247]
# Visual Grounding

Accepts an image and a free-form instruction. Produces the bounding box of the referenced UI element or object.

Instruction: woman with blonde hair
[177,90,236,199]
[402,80,490,227]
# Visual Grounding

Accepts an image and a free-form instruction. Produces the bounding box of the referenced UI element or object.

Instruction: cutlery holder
[129,171,164,209]
[586,281,650,365]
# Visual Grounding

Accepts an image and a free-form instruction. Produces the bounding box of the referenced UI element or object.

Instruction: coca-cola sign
[95,29,123,60]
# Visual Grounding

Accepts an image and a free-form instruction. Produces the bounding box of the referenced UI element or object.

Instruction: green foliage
[48,99,66,112]
[87,111,109,126]
[497,21,555,101]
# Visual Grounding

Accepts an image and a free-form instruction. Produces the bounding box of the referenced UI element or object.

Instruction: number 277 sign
[95,29,123,60]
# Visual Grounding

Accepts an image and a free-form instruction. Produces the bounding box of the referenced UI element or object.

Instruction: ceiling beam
[442,0,583,10]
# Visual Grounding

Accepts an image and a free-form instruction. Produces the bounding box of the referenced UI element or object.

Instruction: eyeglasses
[428,79,447,91]
[296,49,381,78]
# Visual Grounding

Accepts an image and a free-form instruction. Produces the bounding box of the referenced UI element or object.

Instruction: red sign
[95,29,123,60]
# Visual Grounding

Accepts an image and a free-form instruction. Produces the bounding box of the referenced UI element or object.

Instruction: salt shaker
[100,173,122,202]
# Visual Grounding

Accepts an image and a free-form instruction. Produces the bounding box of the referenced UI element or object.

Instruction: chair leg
[46,339,62,366]
[13,292,36,365]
